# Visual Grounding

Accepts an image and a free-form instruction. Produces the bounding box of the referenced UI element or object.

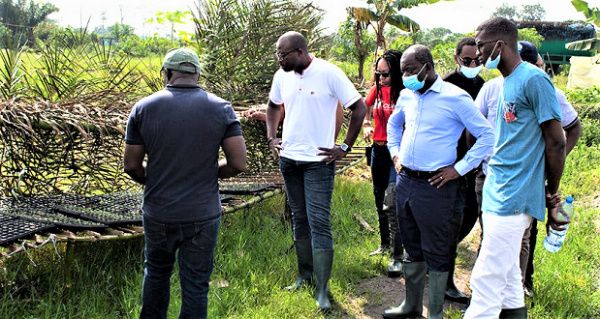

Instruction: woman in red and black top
[363,50,405,277]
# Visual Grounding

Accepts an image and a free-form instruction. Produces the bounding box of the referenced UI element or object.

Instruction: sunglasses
[375,71,390,77]
[458,56,482,66]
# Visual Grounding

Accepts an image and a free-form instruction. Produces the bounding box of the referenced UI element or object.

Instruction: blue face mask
[460,65,483,78]
[403,64,428,91]
[484,42,501,69]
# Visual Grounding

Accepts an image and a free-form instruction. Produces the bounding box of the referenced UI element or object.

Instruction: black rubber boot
[445,203,469,304]
[382,261,427,319]
[428,271,448,319]
[444,258,469,304]
[384,182,403,277]
[285,239,313,290]
[499,306,528,319]
[370,186,390,256]
[313,249,334,313]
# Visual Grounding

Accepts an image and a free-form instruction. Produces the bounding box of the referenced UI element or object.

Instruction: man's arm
[541,119,566,230]
[219,135,247,178]
[123,144,146,185]
[266,100,284,158]
[564,118,582,156]
[317,99,367,164]
[344,99,367,148]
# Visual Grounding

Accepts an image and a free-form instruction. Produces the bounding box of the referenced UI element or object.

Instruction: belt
[373,140,387,146]
[401,167,438,179]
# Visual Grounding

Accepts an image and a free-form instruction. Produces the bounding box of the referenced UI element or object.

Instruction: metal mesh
[0,214,54,245]
[55,191,143,227]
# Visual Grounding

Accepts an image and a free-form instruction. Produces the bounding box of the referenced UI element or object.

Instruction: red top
[365,86,395,142]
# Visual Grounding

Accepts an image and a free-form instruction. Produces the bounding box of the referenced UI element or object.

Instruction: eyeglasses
[375,71,390,77]
[476,40,498,50]
[275,49,297,60]
[458,56,481,66]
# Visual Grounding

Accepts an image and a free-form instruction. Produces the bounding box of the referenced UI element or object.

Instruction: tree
[519,4,546,21]
[347,0,448,52]
[146,10,192,46]
[491,3,518,19]
[15,0,58,46]
[572,0,600,27]
[106,23,135,42]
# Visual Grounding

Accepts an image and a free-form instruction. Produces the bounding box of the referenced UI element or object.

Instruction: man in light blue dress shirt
[382,44,494,319]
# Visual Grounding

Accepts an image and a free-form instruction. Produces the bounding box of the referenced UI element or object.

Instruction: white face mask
[484,42,501,70]
[460,65,483,78]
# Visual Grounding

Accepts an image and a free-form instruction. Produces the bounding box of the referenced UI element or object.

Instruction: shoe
[369,245,390,256]
[387,259,403,278]
[445,283,469,304]
[382,261,426,319]
[499,306,527,319]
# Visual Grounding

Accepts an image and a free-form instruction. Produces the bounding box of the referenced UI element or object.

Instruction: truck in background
[516,21,597,75]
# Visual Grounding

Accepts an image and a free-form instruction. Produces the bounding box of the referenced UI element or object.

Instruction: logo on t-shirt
[503,101,518,123]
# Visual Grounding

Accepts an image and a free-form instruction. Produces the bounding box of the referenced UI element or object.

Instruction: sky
[47,0,600,36]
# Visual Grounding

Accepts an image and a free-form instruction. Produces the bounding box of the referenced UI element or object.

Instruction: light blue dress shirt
[387,75,494,176]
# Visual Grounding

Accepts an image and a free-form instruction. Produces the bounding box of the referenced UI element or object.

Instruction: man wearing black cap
[124,48,247,319]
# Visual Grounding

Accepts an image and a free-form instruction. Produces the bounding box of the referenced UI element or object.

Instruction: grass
[1,74,599,318]
[2,148,599,318]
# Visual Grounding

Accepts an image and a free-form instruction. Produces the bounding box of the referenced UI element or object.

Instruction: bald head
[277,31,308,52]
[404,45,434,67]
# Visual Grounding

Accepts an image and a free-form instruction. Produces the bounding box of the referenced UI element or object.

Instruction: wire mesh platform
[0,146,366,249]
[0,214,54,246]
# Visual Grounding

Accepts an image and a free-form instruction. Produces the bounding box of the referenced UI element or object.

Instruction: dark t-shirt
[443,70,485,161]
[125,84,242,223]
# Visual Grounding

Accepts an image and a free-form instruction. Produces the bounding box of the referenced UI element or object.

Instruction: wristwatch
[340,143,351,152]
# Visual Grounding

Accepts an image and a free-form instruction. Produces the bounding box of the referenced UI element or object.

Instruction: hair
[476,17,518,42]
[374,50,404,106]
[455,37,477,56]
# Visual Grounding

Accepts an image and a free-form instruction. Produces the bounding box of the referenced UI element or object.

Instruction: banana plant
[347,0,452,53]
[572,0,600,28]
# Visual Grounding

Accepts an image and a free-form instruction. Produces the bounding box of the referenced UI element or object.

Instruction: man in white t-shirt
[265,31,366,312]
[474,40,582,295]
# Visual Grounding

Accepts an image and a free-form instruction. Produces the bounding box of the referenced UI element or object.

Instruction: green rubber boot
[313,249,334,312]
[427,271,448,319]
[285,239,313,290]
[382,261,427,319]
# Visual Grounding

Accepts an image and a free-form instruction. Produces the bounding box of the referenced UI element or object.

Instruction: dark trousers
[396,172,457,271]
[370,143,396,247]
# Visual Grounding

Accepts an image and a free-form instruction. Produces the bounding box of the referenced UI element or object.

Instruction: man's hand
[429,166,460,189]
[546,192,568,232]
[317,146,348,165]
[393,156,402,174]
[268,137,283,159]
[243,109,266,121]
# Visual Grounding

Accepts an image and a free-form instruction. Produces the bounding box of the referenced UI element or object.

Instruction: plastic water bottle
[543,196,575,253]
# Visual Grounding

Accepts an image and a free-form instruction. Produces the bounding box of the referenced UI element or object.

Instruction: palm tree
[347,0,450,52]
[16,0,59,47]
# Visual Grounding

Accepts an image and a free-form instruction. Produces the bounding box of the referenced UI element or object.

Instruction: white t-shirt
[269,57,361,161]
[475,76,578,174]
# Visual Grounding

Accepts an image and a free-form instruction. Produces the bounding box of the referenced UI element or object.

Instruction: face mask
[403,64,428,91]
[460,65,483,78]
[484,42,501,69]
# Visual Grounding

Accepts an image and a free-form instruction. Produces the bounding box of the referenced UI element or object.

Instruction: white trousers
[464,212,532,319]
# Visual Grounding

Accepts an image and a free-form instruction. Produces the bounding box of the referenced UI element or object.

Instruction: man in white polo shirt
[265,31,366,312]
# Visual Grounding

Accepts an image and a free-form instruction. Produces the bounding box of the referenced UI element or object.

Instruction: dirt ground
[338,163,482,318]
